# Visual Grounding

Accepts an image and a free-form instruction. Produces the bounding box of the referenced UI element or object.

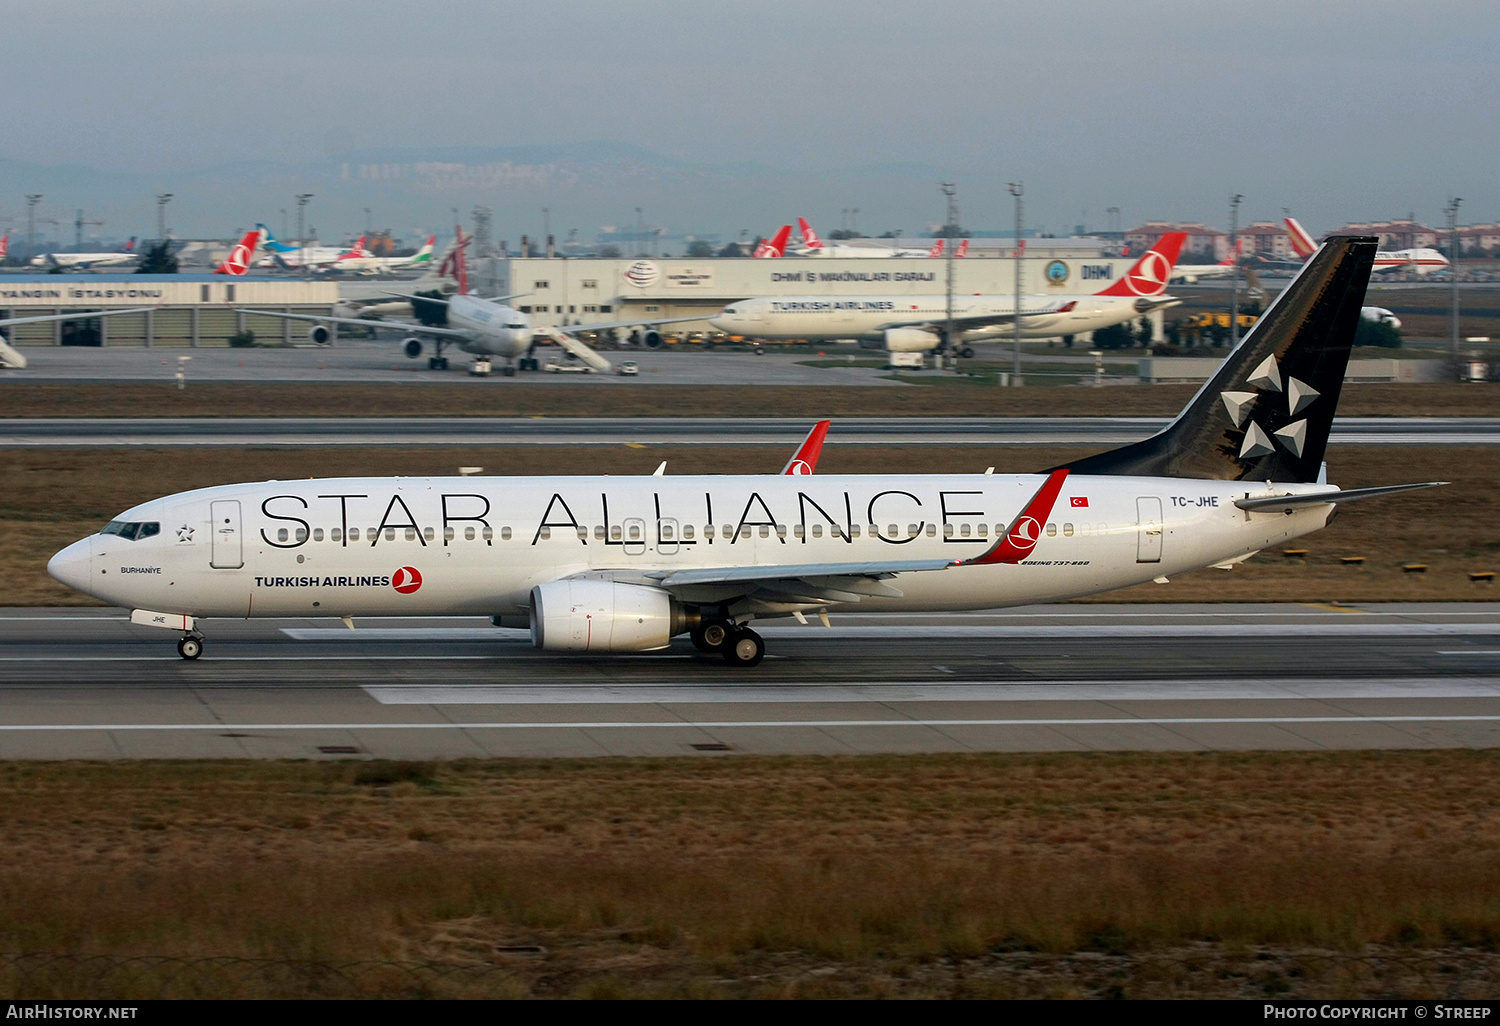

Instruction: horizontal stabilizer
[1234,481,1446,512]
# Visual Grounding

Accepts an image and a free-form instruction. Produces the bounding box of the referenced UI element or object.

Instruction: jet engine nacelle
[883,328,942,353]
[403,338,423,359]
[642,330,664,349]
[307,324,331,345]
[529,580,690,653]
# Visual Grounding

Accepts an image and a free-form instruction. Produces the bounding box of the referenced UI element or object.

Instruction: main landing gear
[177,634,203,660]
[691,619,765,667]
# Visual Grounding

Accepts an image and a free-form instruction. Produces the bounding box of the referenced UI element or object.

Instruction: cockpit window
[100,520,160,541]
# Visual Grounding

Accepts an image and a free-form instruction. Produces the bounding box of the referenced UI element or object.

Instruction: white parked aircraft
[712,233,1187,356]
[327,235,437,275]
[238,226,699,374]
[30,237,137,270]
[795,218,952,259]
[1285,216,1448,275]
[49,236,1440,665]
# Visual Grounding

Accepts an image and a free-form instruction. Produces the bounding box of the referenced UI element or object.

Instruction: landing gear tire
[722,627,765,667]
[177,636,202,660]
[428,356,449,370]
[959,346,975,359]
[502,364,516,377]
[692,620,732,653]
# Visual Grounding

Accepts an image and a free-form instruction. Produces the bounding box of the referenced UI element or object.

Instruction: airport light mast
[1447,196,1462,372]
[941,182,956,372]
[1229,193,1243,347]
[155,194,173,245]
[295,194,313,274]
[1008,180,1024,386]
[24,195,42,263]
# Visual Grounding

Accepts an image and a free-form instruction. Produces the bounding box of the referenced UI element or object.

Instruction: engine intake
[883,327,941,353]
[642,330,664,349]
[307,324,331,345]
[403,338,423,359]
[530,580,692,652]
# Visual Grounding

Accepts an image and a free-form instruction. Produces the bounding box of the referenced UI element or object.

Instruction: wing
[635,558,957,610]
[0,307,156,329]
[233,308,471,339]
[875,302,1073,334]
[555,315,705,335]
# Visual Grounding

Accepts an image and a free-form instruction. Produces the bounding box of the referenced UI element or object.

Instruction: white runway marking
[0,655,495,663]
[362,678,1500,705]
[0,716,1497,732]
[281,623,1500,642]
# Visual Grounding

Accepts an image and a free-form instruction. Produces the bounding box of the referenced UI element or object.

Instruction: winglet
[782,420,831,475]
[959,470,1069,565]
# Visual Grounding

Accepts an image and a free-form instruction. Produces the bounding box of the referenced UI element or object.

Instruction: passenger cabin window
[533,281,550,289]
[313,528,324,542]
[465,527,476,541]
[1063,523,1074,537]
[582,280,598,289]
[499,527,511,541]
[683,525,695,540]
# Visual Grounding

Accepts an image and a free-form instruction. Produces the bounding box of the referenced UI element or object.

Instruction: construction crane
[75,209,105,249]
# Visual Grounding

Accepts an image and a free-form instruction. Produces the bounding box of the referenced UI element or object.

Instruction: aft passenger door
[1135,496,1163,564]
[210,500,243,569]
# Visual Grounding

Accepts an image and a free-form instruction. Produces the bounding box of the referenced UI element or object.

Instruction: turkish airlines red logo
[392,566,423,594]
[1007,516,1042,554]
[788,459,812,476]
[221,243,251,275]
[1071,496,1089,507]
[1124,251,1171,296]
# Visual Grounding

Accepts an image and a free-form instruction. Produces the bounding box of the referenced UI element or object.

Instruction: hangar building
[0,275,337,347]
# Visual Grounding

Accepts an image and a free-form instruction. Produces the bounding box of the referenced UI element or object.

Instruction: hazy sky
[5,1,1495,238]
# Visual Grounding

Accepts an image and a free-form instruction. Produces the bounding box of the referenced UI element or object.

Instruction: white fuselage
[799,245,936,259]
[1371,248,1448,274]
[710,294,1159,345]
[258,246,354,269]
[32,251,135,269]
[48,472,1333,621]
[444,293,534,358]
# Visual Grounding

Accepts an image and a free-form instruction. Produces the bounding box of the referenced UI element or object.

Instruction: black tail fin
[1059,235,1378,482]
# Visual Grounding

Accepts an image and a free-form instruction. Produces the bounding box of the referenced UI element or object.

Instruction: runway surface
[4,603,1500,758]
[3,415,1496,447]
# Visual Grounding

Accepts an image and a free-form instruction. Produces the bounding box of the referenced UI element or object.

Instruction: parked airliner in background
[1285,216,1448,274]
[212,230,261,276]
[238,225,699,374]
[1171,240,1241,283]
[326,235,436,275]
[752,225,793,258]
[47,236,1437,666]
[255,226,359,270]
[795,218,954,259]
[30,237,137,270]
[712,233,1187,356]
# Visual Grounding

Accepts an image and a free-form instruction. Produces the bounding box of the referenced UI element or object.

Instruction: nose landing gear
[177,634,203,660]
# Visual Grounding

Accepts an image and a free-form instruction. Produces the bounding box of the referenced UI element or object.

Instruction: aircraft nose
[47,537,93,593]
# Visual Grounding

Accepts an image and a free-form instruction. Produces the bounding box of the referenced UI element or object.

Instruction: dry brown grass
[1,381,1498,418]
[1,752,1499,997]
[6,445,1498,606]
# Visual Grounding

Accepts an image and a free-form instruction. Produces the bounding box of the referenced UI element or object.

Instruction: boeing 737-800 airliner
[48,236,1438,666]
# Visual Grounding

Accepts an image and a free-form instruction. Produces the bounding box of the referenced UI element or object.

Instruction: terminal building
[0,248,1143,350]
[0,275,337,347]
[465,250,1143,335]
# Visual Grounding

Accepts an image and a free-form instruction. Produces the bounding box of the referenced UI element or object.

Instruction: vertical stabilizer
[1058,236,1378,482]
